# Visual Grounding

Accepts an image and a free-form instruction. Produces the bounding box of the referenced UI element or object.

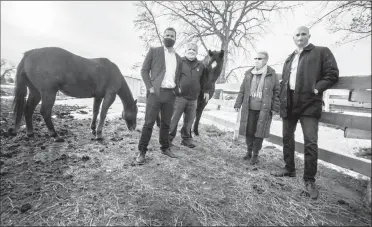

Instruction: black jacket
[279,43,339,118]
[178,57,209,100]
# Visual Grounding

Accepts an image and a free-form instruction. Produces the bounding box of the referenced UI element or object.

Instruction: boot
[304,181,319,200]
[271,168,296,177]
[161,148,178,158]
[135,151,146,165]
[243,150,252,160]
[181,139,196,148]
[250,154,259,165]
[250,149,260,165]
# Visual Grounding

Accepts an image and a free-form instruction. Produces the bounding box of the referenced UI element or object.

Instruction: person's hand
[149,87,155,94]
[235,108,240,112]
[314,88,319,95]
[204,93,209,102]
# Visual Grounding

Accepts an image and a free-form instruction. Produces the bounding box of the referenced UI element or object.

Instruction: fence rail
[206,75,372,177]
[136,76,371,177]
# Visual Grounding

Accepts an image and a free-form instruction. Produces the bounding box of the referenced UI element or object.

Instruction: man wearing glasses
[272,26,339,200]
[234,51,280,165]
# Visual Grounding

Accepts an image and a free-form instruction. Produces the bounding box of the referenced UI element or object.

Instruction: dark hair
[164,27,177,38]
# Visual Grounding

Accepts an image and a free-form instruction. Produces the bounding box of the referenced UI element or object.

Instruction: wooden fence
[136,76,371,177]
[124,75,144,100]
[204,76,371,177]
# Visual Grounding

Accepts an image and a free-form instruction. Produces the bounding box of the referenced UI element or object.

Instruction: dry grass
[0,97,371,226]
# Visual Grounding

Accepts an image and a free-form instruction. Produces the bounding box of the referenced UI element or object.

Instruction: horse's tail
[12,51,31,131]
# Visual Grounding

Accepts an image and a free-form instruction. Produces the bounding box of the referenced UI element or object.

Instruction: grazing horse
[192,49,224,136]
[11,47,138,142]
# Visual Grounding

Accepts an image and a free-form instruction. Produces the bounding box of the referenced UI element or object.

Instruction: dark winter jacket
[279,43,339,118]
[178,57,210,100]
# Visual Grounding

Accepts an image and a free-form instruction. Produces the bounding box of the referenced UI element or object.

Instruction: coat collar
[182,56,200,69]
[285,43,315,63]
[245,65,275,76]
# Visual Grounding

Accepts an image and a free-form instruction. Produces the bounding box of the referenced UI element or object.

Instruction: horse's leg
[24,83,41,137]
[90,97,103,136]
[40,90,63,142]
[156,113,161,127]
[95,93,116,140]
[193,98,207,136]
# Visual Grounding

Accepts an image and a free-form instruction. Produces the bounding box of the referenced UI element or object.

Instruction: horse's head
[122,99,138,131]
[203,50,224,82]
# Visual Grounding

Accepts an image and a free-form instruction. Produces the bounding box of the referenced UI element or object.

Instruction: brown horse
[10,47,138,142]
[192,49,224,136]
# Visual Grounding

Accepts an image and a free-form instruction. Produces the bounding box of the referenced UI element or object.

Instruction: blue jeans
[169,96,197,142]
[282,115,319,182]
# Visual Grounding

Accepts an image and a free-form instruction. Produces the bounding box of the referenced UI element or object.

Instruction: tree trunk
[217,41,229,84]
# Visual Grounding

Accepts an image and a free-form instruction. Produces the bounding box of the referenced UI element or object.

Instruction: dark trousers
[169,96,197,142]
[138,89,176,152]
[283,91,319,182]
[245,110,264,155]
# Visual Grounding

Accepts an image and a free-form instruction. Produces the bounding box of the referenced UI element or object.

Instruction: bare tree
[133,1,164,50]
[1,59,16,83]
[154,1,298,83]
[308,1,371,45]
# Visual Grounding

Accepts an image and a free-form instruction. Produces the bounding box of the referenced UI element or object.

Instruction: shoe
[135,151,146,165]
[243,151,252,160]
[181,140,196,148]
[271,168,296,177]
[304,181,319,200]
[161,148,178,158]
[250,155,259,165]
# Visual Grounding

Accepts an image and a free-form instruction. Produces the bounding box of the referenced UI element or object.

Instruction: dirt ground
[0,86,371,226]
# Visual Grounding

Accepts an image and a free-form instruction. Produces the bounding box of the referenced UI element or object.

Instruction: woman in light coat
[234,51,280,165]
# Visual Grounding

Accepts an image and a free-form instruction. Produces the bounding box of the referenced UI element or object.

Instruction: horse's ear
[208,50,213,56]
[219,50,224,58]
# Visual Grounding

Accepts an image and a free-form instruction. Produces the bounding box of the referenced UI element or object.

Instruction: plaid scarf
[250,65,267,99]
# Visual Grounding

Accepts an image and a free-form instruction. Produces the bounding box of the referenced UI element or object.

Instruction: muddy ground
[0,88,371,226]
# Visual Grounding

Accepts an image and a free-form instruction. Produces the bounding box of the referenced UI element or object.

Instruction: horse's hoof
[27,133,35,138]
[95,137,103,141]
[54,137,65,142]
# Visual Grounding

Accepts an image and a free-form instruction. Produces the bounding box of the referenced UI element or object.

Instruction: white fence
[124,75,145,100]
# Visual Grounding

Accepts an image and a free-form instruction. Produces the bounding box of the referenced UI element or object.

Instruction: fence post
[217,90,224,110]
[233,108,241,140]
[324,90,330,112]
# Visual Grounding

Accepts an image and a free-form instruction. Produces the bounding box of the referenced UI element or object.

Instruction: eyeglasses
[254,58,264,60]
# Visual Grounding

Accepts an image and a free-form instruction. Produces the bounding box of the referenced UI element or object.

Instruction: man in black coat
[136,27,182,164]
[272,26,339,200]
[169,42,210,148]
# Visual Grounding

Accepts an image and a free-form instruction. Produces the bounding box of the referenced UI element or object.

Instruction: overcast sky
[1,1,371,79]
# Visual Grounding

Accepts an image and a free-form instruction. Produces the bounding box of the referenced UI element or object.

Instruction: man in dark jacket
[136,27,182,164]
[169,42,210,148]
[272,26,339,200]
